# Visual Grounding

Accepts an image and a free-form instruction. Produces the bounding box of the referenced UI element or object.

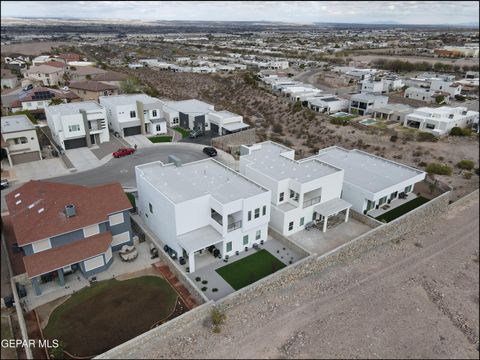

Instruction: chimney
[65,204,76,218]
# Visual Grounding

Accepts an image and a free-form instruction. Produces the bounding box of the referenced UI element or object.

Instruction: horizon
[1,1,479,26]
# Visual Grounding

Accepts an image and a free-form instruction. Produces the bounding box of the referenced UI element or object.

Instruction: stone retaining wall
[350,209,383,228]
[211,128,256,156]
[97,189,454,359]
[129,214,208,305]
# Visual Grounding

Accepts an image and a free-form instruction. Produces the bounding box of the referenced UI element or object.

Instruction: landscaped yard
[375,196,429,223]
[43,276,180,357]
[148,135,173,143]
[216,250,286,290]
[173,127,190,138]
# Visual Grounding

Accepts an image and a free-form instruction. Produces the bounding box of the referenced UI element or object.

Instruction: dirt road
[123,192,479,359]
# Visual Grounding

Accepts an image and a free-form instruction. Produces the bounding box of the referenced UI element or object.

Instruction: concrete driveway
[65,148,104,172]
[8,158,70,182]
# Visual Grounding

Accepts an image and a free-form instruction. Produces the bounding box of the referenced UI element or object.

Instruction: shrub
[195,277,201,282]
[272,123,283,134]
[211,307,226,333]
[463,172,473,179]
[426,163,452,176]
[292,101,302,113]
[330,117,349,126]
[456,160,475,170]
[419,161,427,167]
[201,280,208,284]
[450,127,472,136]
[148,136,172,143]
[390,134,398,142]
[201,287,207,291]
[417,132,438,142]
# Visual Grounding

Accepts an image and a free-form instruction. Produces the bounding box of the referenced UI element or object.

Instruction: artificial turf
[375,196,429,223]
[148,135,173,143]
[173,127,191,138]
[216,249,286,290]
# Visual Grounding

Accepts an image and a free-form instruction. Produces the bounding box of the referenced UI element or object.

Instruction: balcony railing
[227,220,242,232]
[303,196,322,208]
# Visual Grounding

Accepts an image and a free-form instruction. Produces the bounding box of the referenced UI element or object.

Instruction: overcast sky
[1,1,479,25]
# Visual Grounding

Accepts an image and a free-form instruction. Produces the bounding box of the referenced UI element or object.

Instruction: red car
[113,148,135,158]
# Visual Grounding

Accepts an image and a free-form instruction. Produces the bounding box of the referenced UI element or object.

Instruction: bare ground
[123,192,479,359]
[124,69,479,201]
[1,41,71,56]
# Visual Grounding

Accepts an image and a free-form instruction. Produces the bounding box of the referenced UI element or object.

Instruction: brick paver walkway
[153,263,197,309]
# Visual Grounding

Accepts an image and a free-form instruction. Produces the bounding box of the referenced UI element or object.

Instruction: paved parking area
[4,158,69,183]
[124,135,156,148]
[90,137,127,160]
[65,148,104,171]
[288,217,373,255]
[179,130,219,146]
[184,237,304,301]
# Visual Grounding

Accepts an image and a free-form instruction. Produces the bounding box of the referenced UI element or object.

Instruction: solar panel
[32,91,53,101]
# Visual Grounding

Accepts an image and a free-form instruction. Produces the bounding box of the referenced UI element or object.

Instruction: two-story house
[349,93,389,116]
[135,158,271,272]
[24,65,65,87]
[5,181,133,295]
[45,101,109,150]
[1,115,42,166]
[161,99,214,132]
[99,94,167,137]
[240,141,351,235]
[69,81,118,102]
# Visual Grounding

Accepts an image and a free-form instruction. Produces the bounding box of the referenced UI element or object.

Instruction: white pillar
[188,252,195,273]
[345,208,350,222]
[323,216,328,233]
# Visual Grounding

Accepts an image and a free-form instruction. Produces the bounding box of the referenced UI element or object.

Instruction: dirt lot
[120,192,479,359]
[344,54,479,68]
[1,41,71,56]
[125,69,479,201]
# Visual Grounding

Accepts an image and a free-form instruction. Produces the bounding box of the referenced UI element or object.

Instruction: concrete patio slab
[368,192,418,218]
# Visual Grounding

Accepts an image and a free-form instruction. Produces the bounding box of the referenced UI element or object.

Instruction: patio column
[188,252,195,273]
[57,269,65,287]
[322,216,328,233]
[345,208,350,222]
[32,277,42,296]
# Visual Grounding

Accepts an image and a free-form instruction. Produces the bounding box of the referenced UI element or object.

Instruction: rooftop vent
[38,208,44,214]
[65,204,76,218]
[168,154,182,167]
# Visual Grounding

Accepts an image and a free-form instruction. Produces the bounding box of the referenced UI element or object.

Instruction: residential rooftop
[316,147,425,193]
[99,93,160,106]
[45,101,103,116]
[242,141,341,183]
[136,158,268,204]
[163,99,214,114]
[1,115,35,133]
[69,81,118,91]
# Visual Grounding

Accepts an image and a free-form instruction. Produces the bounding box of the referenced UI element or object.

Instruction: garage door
[11,152,41,165]
[123,126,142,137]
[64,137,87,150]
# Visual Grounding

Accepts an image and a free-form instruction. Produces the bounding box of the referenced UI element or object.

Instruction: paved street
[48,143,210,188]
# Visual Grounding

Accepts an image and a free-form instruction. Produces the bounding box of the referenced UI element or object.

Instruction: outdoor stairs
[153,263,198,309]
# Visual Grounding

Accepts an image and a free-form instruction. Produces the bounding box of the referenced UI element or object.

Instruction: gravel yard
[119,192,479,359]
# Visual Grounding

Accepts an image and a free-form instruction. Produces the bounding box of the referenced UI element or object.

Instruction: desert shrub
[330,117,349,126]
[418,161,427,167]
[463,172,473,179]
[426,163,452,176]
[450,127,472,136]
[390,134,398,142]
[417,132,438,142]
[211,307,226,333]
[292,101,302,113]
[456,159,475,170]
[272,123,283,134]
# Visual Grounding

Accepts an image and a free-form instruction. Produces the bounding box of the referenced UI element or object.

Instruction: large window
[262,205,266,216]
[156,124,162,131]
[255,230,261,240]
[279,192,284,202]
[68,124,80,132]
[254,208,260,219]
[243,235,249,245]
[300,217,304,226]
[152,110,157,117]
[288,221,294,231]
[226,241,232,252]
[130,110,136,118]
[248,211,252,221]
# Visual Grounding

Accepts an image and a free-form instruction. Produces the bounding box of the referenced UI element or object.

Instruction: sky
[1,1,479,25]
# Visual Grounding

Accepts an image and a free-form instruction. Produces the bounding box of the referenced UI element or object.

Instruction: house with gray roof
[1,115,42,166]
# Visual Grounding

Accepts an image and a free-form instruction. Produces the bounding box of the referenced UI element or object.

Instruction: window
[173,117,179,124]
[83,224,100,237]
[248,210,252,221]
[226,241,232,252]
[300,217,304,226]
[130,110,136,118]
[255,230,261,240]
[12,137,28,145]
[103,90,108,95]
[68,124,80,132]
[109,212,124,226]
[152,110,157,117]
[156,124,162,131]
[149,203,153,213]
[405,185,412,193]
[290,190,295,199]
[312,212,317,221]
[279,192,284,202]
[426,123,435,130]
[262,205,266,216]
[288,221,294,231]
[254,208,260,219]
[243,235,249,245]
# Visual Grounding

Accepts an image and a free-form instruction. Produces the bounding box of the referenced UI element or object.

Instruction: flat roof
[99,94,160,106]
[316,147,425,194]
[242,142,340,183]
[313,197,351,217]
[210,110,240,119]
[1,115,35,133]
[222,122,249,131]
[177,225,222,254]
[163,99,213,115]
[137,158,268,204]
[46,101,103,116]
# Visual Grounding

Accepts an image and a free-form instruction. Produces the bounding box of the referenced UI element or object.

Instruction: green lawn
[43,276,178,357]
[216,249,286,290]
[148,135,172,143]
[375,196,429,223]
[173,127,190,138]
[126,192,136,209]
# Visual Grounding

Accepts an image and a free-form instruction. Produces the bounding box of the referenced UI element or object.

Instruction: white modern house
[403,106,479,135]
[349,93,388,116]
[316,147,426,214]
[208,110,250,135]
[161,99,214,132]
[99,94,167,137]
[135,158,271,272]
[45,101,109,150]
[308,95,350,114]
[404,87,448,104]
[1,115,42,166]
[429,79,462,97]
[369,103,413,123]
[240,141,351,236]
[361,77,404,94]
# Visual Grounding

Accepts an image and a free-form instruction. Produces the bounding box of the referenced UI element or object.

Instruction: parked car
[189,129,204,139]
[113,148,135,158]
[203,147,217,157]
[22,84,33,92]
[0,179,9,190]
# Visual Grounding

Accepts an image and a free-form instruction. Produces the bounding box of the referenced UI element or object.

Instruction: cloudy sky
[1,1,479,25]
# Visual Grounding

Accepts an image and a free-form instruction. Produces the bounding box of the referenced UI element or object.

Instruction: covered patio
[313,198,352,232]
[177,225,223,273]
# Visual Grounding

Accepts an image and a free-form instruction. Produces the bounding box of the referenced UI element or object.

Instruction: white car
[0,179,9,189]
[62,86,69,91]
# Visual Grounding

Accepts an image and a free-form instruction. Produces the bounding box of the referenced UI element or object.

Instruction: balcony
[227,220,242,232]
[303,195,322,208]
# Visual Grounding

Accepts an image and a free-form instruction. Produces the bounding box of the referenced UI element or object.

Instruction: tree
[120,77,141,94]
